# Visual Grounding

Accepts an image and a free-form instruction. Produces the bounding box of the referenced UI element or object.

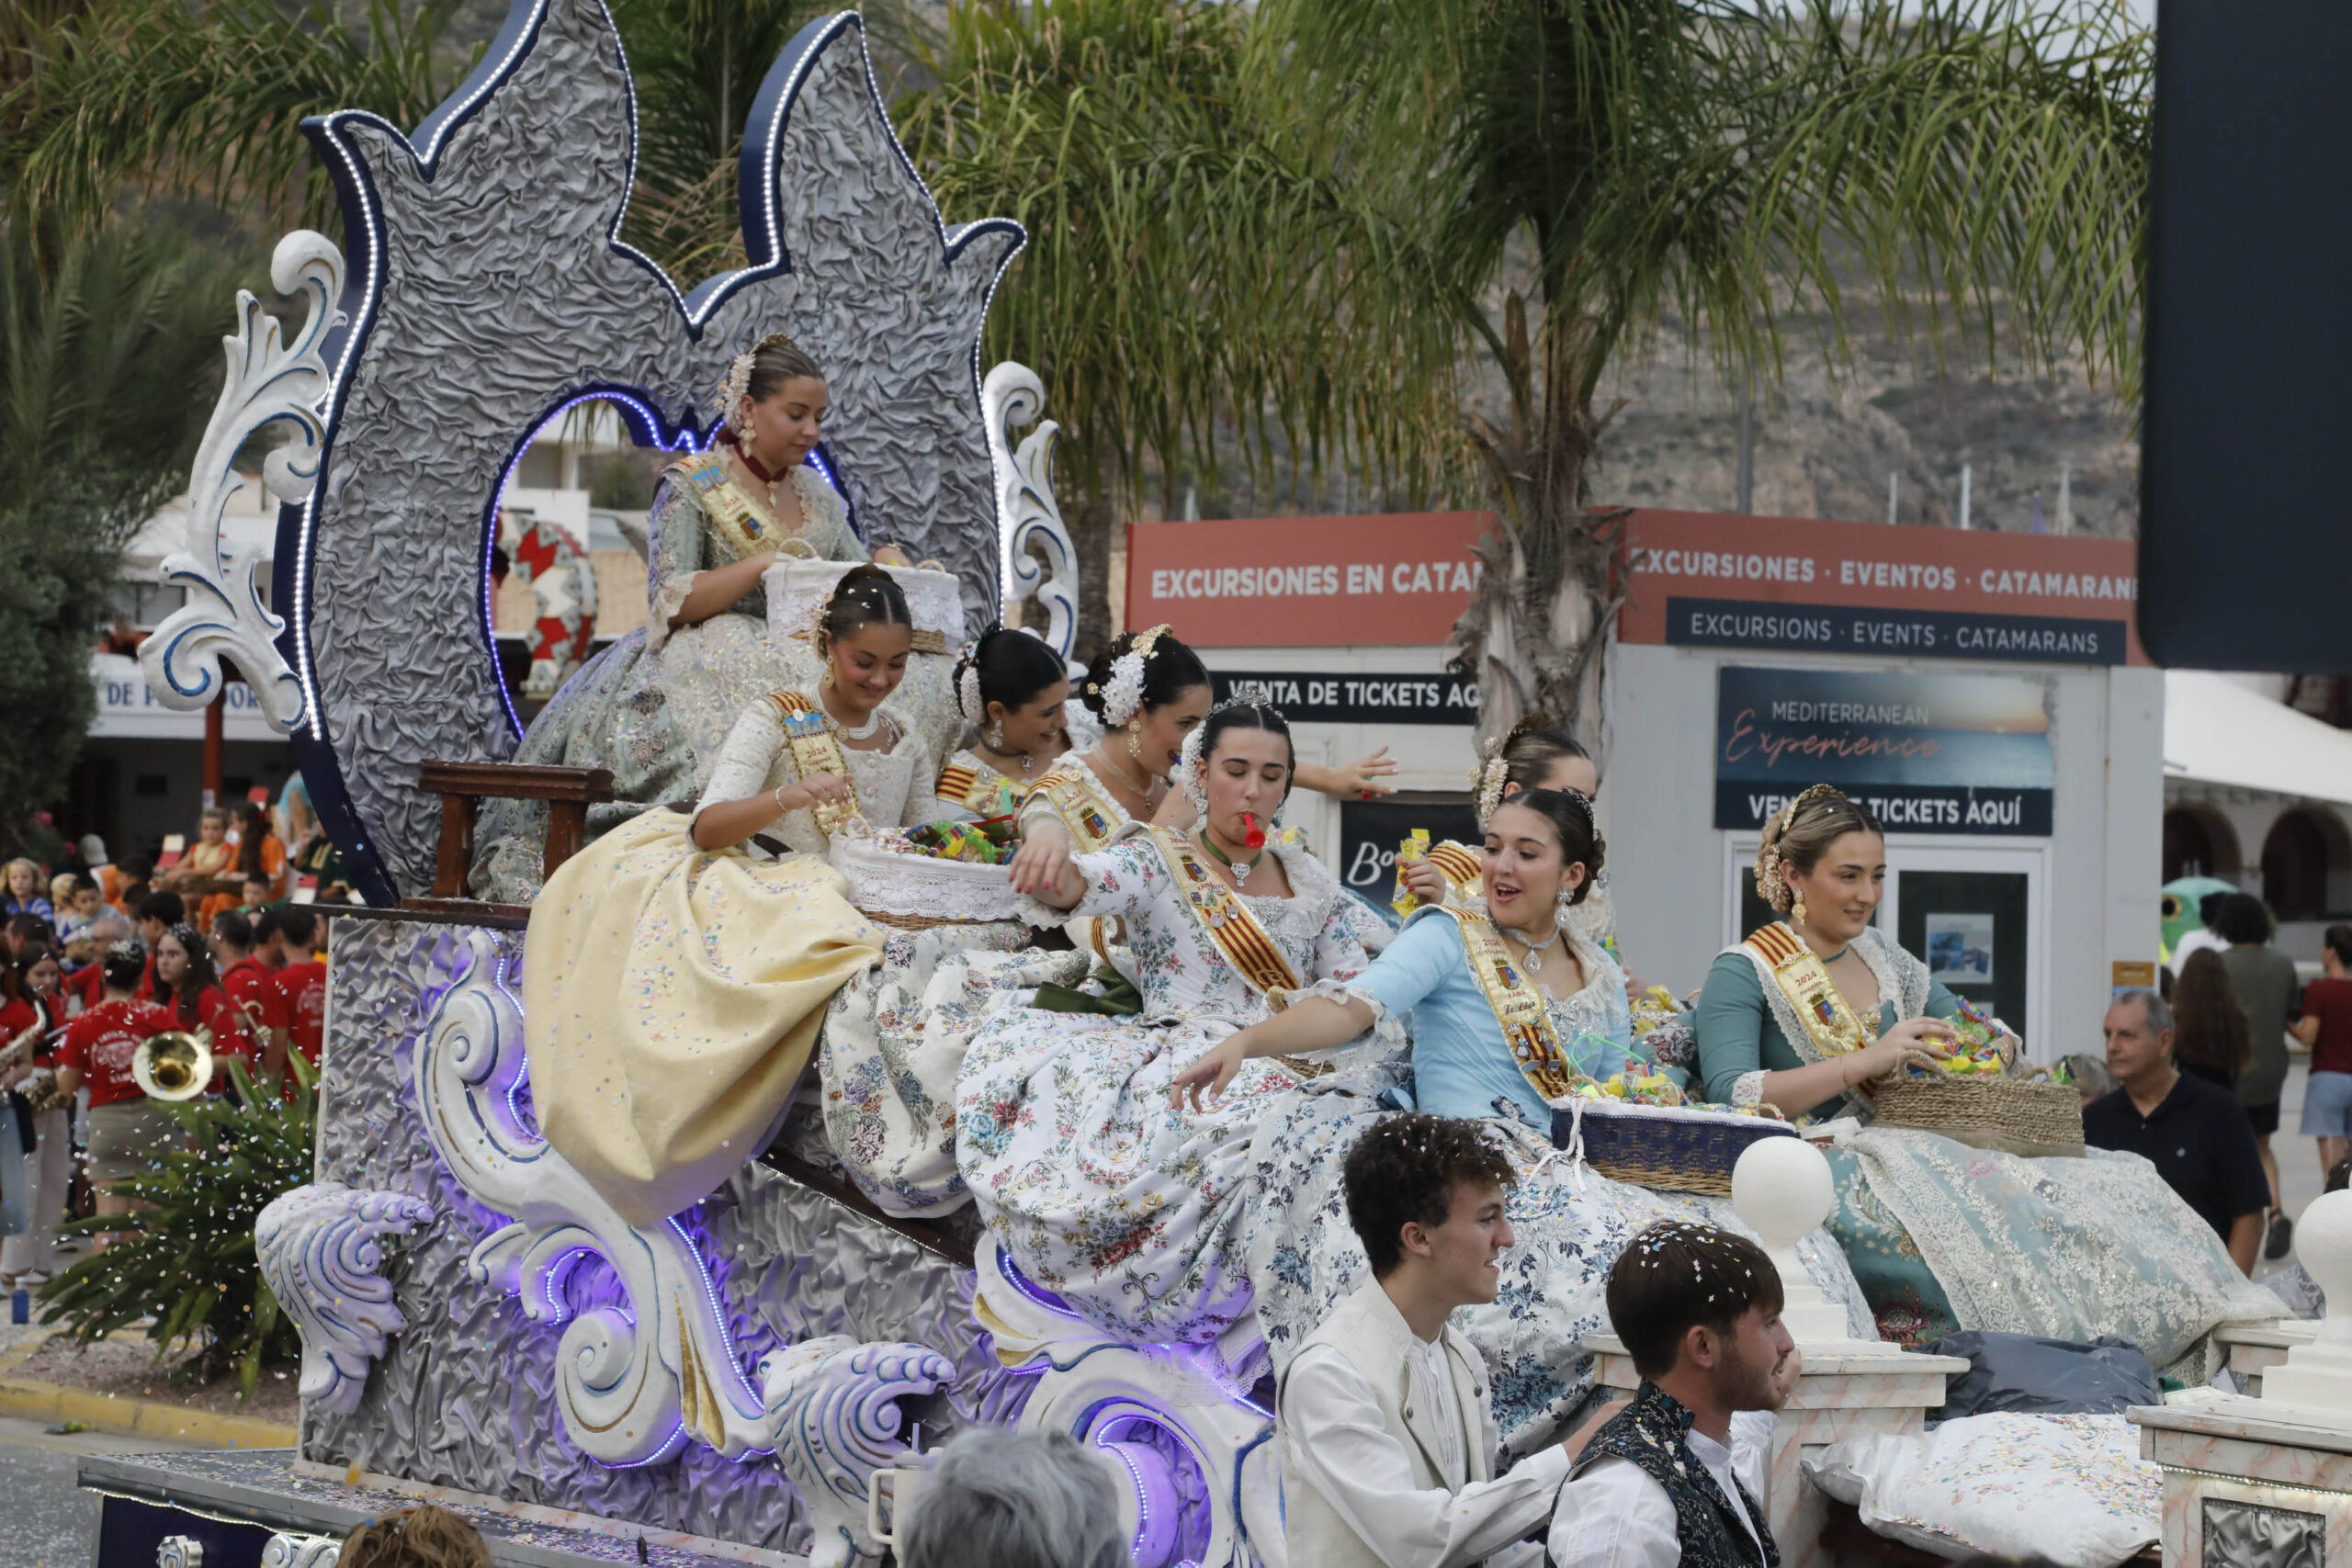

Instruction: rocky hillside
[1582,305,2141,538]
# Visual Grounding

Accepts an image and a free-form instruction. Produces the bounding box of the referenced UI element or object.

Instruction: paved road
[0,1412,198,1567]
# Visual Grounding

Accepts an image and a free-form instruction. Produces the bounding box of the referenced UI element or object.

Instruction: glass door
[1880,844,2049,1059]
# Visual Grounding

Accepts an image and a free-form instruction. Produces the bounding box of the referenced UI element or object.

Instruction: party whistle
[1241,812,1267,849]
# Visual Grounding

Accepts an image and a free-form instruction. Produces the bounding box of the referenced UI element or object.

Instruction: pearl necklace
[822,694,885,742]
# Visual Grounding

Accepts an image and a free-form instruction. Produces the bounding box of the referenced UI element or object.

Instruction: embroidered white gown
[954,826,1374,1343]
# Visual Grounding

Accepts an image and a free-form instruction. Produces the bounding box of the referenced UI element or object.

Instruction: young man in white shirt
[1548,1221,1801,1568]
[1277,1112,1609,1568]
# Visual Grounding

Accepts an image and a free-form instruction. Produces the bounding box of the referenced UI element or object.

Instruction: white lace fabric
[830,835,1023,921]
[646,570,698,654]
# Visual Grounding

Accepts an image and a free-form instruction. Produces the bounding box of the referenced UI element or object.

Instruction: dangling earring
[820,664,836,694]
[1127,719,1144,761]
[986,722,1006,751]
[1791,893,1807,925]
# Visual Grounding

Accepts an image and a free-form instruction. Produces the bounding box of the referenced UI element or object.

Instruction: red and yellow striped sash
[1154,828,1300,1002]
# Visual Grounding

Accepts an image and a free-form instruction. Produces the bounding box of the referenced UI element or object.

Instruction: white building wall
[1607,641,2160,1062]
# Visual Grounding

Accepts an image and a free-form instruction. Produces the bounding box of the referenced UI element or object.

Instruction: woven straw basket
[1869,1055,2085,1158]
[1552,1100,1800,1195]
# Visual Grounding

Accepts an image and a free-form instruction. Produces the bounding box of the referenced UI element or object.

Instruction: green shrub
[40,1055,316,1400]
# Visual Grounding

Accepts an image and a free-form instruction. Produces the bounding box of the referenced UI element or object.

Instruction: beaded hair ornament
[1472,744,1510,826]
[1751,782,1848,911]
[956,639,985,722]
[1085,624,1170,729]
[1177,698,1288,821]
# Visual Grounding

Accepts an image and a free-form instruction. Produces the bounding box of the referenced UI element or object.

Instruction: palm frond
[897,0,1459,520]
[2,0,469,234]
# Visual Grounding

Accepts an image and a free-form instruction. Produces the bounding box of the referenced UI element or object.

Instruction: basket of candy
[827,818,1024,929]
[1549,1072,1796,1195]
[1866,999,2082,1157]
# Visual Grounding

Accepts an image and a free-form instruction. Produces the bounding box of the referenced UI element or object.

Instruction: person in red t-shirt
[0,944,69,1285]
[2294,925,2352,1181]
[209,909,288,1076]
[150,922,254,1085]
[257,906,326,1089]
[61,911,133,1018]
[53,943,185,1222]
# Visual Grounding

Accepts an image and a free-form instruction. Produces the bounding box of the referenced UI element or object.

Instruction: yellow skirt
[523,809,885,1225]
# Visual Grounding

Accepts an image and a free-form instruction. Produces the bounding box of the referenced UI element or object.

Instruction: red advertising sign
[1124,513,1494,648]
[1615,509,2146,666]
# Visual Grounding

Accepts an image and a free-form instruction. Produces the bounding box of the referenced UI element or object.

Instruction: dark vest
[1569,1382,1778,1568]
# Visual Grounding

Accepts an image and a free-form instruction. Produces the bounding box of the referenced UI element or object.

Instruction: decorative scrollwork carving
[974,1239,1280,1568]
[414,929,782,1463]
[261,1534,343,1567]
[757,1336,956,1568]
[984,362,1079,661]
[254,1181,435,1415]
[156,1538,205,1568]
[138,231,343,731]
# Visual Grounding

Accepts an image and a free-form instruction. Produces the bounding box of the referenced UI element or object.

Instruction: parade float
[93,5,1266,1564]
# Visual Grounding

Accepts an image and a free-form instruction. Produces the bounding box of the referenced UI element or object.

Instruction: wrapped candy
[903,820,1012,864]
[1393,829,1431,917]
[1911,997,2018,1077]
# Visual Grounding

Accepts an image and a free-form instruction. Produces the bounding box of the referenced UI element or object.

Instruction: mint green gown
[1693,924,2283,1372]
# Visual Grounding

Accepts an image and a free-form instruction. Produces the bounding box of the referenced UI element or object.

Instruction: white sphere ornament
[1731,1134,1836,1253]
[2297,1188,2352,1347]
[2260,1187,2352,1417]
[1729,1134,1874,1349]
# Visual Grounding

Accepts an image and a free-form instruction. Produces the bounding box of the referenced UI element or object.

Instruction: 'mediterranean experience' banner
[1714,666,2055,835]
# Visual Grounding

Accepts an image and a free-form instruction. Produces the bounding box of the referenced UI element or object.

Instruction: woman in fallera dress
[1692,784,2280,1370]
[473,333,888,901]
[520,565,956,1228]
[935,629,1075,823]
[956,701,1376,1344]
[1174,788,1870,1450]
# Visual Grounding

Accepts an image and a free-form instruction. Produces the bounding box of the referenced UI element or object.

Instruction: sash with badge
[1152,828,1339,1079]
[937,760,1020,821]
[767,690,860,833]
[675,450,799,562]
[1740,921,1875,1062]
[1430,907,1582,1102]
[1023,762,1126,853]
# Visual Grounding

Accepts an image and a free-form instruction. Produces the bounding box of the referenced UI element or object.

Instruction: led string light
[480,389,696,739]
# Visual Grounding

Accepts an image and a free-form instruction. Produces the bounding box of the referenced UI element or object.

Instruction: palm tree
[0,219,248,849]
[1261,0,2151,744]
[895,0,1452,654]
[3,0,1446,662]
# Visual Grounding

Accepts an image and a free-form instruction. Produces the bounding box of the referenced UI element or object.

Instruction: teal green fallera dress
[1692,923,2283,1366]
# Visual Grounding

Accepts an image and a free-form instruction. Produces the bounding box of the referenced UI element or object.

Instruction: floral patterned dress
[1234,930,1877,1456]
[955,827,1374,1344]
[473,459,866,902]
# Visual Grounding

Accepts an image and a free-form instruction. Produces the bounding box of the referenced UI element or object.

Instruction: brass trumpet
[132,1029,215,1102]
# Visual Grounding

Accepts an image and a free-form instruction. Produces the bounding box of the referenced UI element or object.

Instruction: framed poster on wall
[1714,666,2055,837]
